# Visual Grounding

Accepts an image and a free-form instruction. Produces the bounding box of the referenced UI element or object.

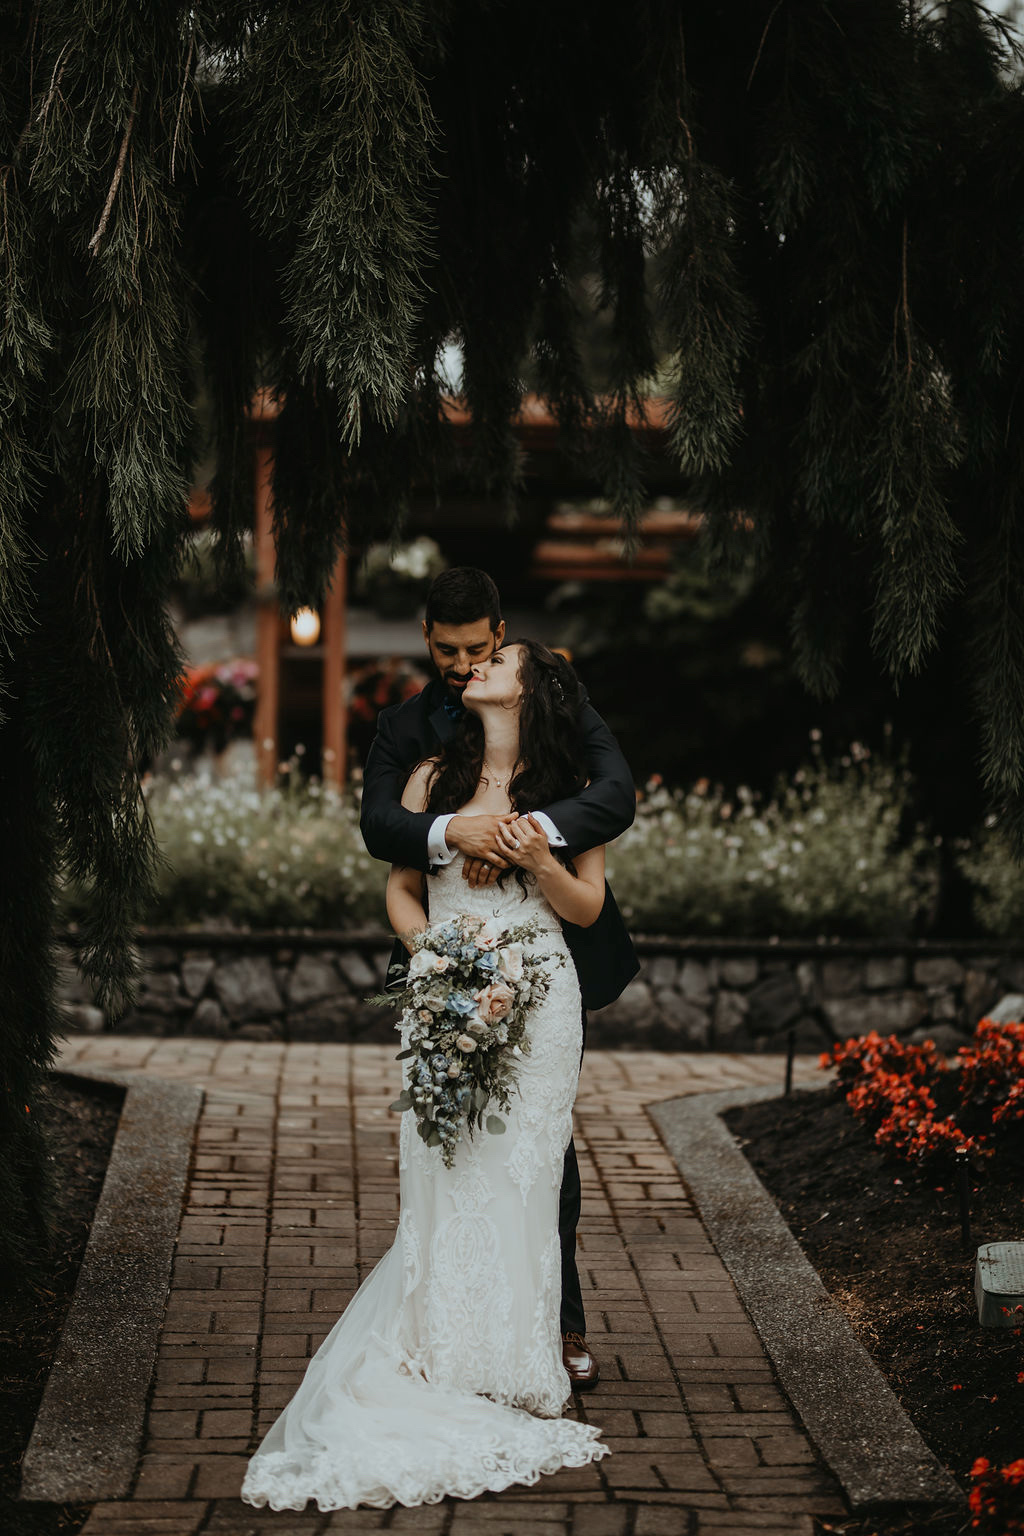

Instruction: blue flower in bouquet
[447,991,479,1017]
[376,912,557,1169]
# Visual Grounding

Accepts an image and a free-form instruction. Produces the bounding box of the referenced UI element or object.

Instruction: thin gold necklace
[482,760,513,790]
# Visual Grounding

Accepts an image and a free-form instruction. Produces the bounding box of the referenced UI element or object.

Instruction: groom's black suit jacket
[360,678,640,1011]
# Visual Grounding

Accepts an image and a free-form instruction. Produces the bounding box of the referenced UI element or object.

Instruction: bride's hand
[497,813,554,873]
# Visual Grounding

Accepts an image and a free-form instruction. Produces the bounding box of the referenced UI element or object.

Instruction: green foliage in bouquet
[372,916,562,1168]
[606,743,939,938]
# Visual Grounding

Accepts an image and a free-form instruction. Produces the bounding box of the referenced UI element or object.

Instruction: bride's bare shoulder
[400,757,441,813]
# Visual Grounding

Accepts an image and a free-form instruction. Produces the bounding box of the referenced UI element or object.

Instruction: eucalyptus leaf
[485,1115,506,1135]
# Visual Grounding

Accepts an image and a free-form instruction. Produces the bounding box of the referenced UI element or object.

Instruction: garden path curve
[55,1038,843,1536]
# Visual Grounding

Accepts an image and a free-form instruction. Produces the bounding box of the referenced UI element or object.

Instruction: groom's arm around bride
[358,569,640,1009]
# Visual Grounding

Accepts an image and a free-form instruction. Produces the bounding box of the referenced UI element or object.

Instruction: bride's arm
[501,816,606,927]
[385,761,436,951]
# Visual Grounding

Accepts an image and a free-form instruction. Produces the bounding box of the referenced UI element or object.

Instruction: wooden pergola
[187,389,695,789]
[249,390,347,787]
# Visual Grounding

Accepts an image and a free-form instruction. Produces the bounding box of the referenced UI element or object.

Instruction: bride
[241,640,610,1511]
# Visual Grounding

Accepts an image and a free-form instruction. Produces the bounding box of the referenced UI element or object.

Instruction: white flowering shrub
[354,536,447,616]
[62,745,940,937]
[606,744,939,937]
[956,823,1024,938]
[64,758,385,930]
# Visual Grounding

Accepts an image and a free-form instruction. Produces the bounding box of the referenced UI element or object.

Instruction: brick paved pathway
[56,1039,847,1536]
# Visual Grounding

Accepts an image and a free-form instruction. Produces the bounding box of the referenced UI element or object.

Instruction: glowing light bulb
[290,608,320,646]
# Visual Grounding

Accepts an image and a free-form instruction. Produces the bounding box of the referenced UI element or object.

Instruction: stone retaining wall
[58,929,1024,1051]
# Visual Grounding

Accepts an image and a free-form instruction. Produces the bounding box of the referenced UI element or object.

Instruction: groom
[360,567,638,1392]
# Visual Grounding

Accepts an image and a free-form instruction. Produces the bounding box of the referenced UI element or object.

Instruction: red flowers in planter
[820,1019,1024,1168]
[970,1456,1024,1533]
[959,1020,1024,1129]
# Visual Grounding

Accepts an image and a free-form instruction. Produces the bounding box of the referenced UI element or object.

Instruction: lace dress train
[241,865,607,1511]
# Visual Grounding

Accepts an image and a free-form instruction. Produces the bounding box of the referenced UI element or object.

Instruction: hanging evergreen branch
[656,161,752,479]
[87,82,138,256]
[1,0,1024,1281]
[869,335,963,680]
[0,171,50,688]
[590,162,657,544]
[226,2,438,447]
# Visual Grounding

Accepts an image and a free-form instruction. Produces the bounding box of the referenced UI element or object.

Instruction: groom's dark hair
[424,567,501,632]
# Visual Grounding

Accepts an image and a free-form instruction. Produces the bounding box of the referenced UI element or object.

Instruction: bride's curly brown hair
[423,640,587,887]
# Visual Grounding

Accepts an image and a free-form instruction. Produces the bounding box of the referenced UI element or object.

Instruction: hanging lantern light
[290,607,320,646]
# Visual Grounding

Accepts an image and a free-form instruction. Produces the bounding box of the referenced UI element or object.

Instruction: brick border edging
[20,1069,204,1504]
[648,1085,965,1514]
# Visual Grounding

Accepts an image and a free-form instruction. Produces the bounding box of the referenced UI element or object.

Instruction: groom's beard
[440,669,472,704]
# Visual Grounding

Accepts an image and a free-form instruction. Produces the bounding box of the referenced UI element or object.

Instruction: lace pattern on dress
[241,860,601,1511]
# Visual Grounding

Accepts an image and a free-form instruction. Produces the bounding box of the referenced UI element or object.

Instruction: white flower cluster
[605,746,938,938]
[60,756,382,930]
[358,536,446,588]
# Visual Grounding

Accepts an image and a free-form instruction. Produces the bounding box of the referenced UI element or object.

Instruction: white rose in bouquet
[497,943,524,983]
[475,919,501,950]
[408,948,435,979]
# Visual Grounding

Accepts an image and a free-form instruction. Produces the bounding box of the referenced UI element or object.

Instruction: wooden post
[322,550,347,787]
[252,441,279,787]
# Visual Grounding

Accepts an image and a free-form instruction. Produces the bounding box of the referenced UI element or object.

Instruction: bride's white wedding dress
[240,861,608,1511]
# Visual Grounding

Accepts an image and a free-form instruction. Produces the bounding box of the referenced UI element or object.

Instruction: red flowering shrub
[345,657,429,765]
[346,657,427,725]
[958,1020,1024,1129]
[176,658,258,750]
[819,1022,1007,1168]
[822,1030,945,1088]
[969,1456,1024,1534]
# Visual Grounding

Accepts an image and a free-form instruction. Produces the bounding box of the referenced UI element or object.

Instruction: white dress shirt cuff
[527,811,567,848]
[427,813,459,866]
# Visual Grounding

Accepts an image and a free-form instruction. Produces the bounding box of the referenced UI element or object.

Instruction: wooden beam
[322,551,347,787]
[252,442,280,787]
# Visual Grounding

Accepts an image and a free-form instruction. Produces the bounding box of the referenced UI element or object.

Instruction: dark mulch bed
[726,1086,1023,1536]
[0,1073,122,1536]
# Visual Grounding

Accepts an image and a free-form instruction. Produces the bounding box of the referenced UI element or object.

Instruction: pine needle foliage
[1,0,1024,1275]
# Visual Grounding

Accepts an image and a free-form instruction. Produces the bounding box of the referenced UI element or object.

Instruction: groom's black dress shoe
[562,1332,599,1391]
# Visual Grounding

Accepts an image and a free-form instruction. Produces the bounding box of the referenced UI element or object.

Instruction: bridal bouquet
[373,915,562,1168]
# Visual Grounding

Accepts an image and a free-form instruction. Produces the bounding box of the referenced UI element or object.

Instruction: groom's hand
[447,814,516,888]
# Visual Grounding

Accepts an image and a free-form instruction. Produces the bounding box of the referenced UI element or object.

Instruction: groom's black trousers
[558,1009,588,1337]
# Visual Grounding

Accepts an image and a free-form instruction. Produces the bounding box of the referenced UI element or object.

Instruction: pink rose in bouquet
[474,979,515,1024]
